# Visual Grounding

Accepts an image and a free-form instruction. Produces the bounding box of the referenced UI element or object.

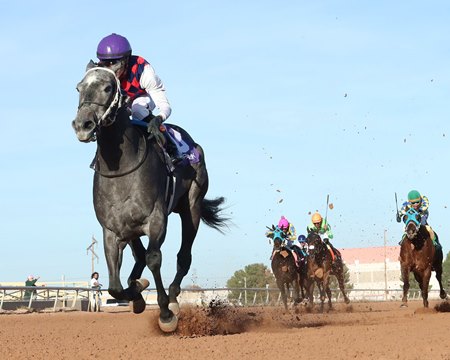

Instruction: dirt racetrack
[1,300,449,360]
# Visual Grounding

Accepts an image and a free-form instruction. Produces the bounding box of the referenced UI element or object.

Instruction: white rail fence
[0,286,445,312]
[0,286,101,312]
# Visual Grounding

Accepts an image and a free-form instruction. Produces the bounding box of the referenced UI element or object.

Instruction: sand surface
[1,300,449,360]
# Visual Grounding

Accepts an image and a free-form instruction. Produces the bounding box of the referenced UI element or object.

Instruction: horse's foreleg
[104,229,126,300]
[400,265,410,307]
[126,238,150,313]
[128,238,147,284]
[420,269,432,308]
[317,280,325,313]
[277,278,288,310]
[306,278,315,311]
[293,274,301,304]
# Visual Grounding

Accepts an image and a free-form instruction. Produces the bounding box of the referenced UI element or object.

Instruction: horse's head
[306,232,325,258]
[72,64,123,142]
[403,208,421,240]
[266,225,286,250]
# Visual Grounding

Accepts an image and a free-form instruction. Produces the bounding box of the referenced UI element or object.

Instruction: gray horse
[72,66,227,332]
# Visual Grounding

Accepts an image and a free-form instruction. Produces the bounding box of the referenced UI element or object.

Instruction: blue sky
[0,1,449,287]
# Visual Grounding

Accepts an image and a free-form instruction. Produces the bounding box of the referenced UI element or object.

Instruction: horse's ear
[85,59,97,72]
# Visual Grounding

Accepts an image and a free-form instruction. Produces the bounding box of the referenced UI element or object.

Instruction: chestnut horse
[399,208,447,308]
[72,65,228,332]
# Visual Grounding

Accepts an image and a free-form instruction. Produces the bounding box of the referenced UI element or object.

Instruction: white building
[340,246,441,300]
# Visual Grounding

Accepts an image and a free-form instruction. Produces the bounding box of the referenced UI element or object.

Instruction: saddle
[130,119,201,172]
[325,244,341,262]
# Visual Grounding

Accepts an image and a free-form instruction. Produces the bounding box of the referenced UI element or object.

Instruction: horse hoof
[136,278,150,292]
[345,299,351,305]
[168,302,180,316]
[131,297,146,314]
[400,303,408,308]
[440,292,447,300]
[159,315,178,333]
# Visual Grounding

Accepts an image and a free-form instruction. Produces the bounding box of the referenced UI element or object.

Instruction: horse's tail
[200,196,229,234]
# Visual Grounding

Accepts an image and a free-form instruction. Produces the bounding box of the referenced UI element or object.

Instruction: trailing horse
[399,208,447,308]
[305,232,350,311]
[72,66,228,332]
[305,232,333,312]
[266,225,301,310]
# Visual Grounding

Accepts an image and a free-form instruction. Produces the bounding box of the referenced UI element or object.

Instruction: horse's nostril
[83,120,95,130]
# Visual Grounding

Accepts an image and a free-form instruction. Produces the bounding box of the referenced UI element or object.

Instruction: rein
[78,67,151,178]
[93,128,149,178]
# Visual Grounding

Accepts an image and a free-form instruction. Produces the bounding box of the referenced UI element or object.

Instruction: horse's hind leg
[325,285,332,311]
[434,258,448,299]
[167,195,203,315]
[145,215,177,332]
[335,264,350,304]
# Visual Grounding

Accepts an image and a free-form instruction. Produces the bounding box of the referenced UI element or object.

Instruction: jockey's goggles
[102,59,120,67]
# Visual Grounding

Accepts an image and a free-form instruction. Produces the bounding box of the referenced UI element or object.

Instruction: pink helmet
[278,216,289,230]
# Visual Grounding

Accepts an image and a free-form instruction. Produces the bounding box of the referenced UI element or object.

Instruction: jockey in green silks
[307,212,341,261]
[397,190,441,248]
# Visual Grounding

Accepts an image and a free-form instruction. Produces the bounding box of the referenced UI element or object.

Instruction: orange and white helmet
[312,212,323,224]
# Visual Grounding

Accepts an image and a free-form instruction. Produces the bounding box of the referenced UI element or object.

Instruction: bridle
[77,67,123,128]
[307,233,327,263]
[404,208,421,240]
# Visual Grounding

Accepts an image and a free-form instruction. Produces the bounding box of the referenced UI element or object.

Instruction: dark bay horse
[305,232,333,312]
[308,232,350,308]
[72,66,228,332]
[399,208,447,308]
[266,226,301,310]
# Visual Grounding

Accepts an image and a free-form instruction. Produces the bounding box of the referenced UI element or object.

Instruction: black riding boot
[165,136,184,165]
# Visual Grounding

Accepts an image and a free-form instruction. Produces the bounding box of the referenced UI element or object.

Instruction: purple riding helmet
[97,33,132,60]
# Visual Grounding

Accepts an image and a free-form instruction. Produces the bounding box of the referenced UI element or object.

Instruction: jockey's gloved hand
[147,115,166,146]
[396,213,401,223]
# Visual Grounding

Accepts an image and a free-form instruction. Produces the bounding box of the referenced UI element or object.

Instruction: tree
[226,263,276,305]
[442,251,450,289]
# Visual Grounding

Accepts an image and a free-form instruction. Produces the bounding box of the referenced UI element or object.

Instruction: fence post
[0,289,4,310]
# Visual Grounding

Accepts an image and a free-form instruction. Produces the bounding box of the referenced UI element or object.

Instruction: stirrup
[171,156,183,166]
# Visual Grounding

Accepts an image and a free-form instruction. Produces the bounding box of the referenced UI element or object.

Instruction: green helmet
[407,190,421,202]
